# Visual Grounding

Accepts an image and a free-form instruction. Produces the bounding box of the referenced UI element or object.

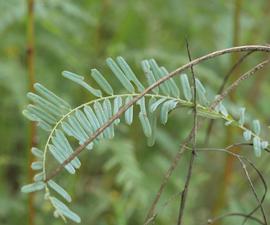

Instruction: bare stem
[204,50,254,145]
[146,142,268,225]
[144,59,270,224]
[210,59,269,109]
[203,212,264,225]
[196,145,267,225]
[44,45,270,182]
[177,39,198,225]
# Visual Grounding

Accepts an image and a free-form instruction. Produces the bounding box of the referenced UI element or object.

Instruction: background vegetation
[1,0,270,224]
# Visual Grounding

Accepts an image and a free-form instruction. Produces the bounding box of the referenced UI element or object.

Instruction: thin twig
[208,59,269,217]
[206,58,270,220]
[210,59,270,109]
[241,158,268,225]
[45,45,270,182]
[144,48,269,225]
[42,46,270,225]
[177,39,198,225]
[193,145,267,225]
[203,212,264,225]
[219,51,254,94]
[204,51,254,145]
[144,58,270,225]
[144,191,183,225]
[240,157,267,225]
[148,143,268,225]
[143,133,194,225]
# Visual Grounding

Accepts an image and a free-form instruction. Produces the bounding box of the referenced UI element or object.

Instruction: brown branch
[218,51,254,94]
[44,45,270,183]
[192,144,267,225]
[144,59,270,224]
[209,59,269,220]
[204,52,254,213]
[248,65,268,103]
[240,157,267,225]
[144,190,183,225]
[177,39,197,225]
[196,145,267,225]
[204,212,264,225]
[204,51,254,145]
[210,60,269,219]
[27,1,36,225]
[210,59,270,109]
[240,158,268,225]
[147,142,268,225]
[144,132,194,225]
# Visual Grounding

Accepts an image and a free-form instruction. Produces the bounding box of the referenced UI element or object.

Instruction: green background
[0,0,270,224]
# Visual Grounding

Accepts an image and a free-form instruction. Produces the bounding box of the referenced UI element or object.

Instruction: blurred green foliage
[0,0,270,224]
